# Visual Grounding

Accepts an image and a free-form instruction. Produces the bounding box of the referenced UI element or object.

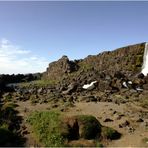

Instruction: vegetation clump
[27,111,65,147]
[101,126,121,140]
[0,102,23,146]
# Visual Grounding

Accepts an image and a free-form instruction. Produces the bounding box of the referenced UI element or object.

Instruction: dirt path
[15,100,148,147]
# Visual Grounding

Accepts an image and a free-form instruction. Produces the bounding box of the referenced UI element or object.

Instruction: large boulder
[63,115,102,140]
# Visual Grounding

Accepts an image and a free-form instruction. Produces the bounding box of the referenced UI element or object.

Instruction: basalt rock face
[44,55,78,81]
[79,42,145,76]
[44,43,145,83]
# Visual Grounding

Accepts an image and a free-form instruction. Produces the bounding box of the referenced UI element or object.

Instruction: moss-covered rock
[76,115,102,139]
[101,126,121,140]
[62,115,102,140]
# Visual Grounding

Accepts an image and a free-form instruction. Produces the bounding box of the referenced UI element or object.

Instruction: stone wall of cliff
[44,42,145,83]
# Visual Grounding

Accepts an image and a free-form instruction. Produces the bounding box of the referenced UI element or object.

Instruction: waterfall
[141,42,148,76]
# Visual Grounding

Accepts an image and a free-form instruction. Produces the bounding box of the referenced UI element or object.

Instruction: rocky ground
[14,100,148,147]
[1,74,148,147]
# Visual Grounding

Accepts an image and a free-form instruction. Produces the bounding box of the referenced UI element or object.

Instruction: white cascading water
[141,42,148,76]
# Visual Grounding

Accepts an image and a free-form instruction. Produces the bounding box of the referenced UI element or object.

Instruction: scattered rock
[115,114,124,120]
[119,120,130,128]
[137,73,145,79]
[104,118,113,122]
[136,118,144,122]
[127,126,135,133]
[22,130,29,135]
[51,104,58,108]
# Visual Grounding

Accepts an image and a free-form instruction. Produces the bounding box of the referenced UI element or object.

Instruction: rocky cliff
[44,42,145,84]
[44,55,78,80]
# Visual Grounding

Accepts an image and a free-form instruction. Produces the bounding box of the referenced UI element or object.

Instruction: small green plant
[27,111,65,147]
[5,95,12,101]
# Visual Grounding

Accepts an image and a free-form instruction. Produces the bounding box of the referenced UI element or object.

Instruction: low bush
[101,126,121,140]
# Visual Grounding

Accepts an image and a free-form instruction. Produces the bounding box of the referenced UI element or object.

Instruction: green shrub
[0,127,15,146]
[27,111,65,147]
[0,103,17,121]
[101,126,121,140]
[0,103,23,146]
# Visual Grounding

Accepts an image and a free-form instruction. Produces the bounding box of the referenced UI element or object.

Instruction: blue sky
[0,1,148,74]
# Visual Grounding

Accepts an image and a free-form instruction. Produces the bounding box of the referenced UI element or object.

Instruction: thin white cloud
[0,38,49,74]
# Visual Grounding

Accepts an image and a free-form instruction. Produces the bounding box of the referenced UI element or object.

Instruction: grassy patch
[27,111,65,147]
[78,62,94,71]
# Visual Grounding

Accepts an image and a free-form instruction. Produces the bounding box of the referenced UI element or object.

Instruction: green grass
[27,111,65,147]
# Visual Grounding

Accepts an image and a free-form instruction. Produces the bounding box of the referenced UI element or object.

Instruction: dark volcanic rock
[44,55,78,80]
[119,120,130,128]
[62,82,78,95]
[137,73,145,79]
[104,118,114,122]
